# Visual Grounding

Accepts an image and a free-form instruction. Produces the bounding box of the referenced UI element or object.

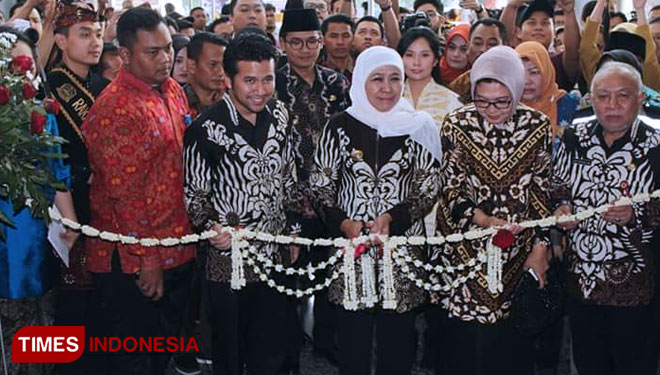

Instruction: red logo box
[12,326,85,363]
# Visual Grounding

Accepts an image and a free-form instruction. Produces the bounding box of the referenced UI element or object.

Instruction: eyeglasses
[304,2,328,11]
[285,37,322,50]
[423,10,438,18]
[474,98,512,109]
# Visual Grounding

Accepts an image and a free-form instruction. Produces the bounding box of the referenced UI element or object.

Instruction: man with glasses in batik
[275,8,350,361]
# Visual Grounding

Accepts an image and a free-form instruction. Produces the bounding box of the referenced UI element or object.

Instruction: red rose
[0,85,9,105]
[23,82,37,99]
[11,55,33,74]
[44,98,61,115]
[492,229,515,249]
[30,111,47,134]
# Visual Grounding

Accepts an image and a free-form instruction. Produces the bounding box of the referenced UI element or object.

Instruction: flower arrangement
[0,31,66,240]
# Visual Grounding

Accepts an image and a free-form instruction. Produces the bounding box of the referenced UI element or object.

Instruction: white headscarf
[346,46,442,164]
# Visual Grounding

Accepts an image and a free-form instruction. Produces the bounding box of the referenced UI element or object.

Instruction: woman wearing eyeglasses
[431,46,552,375]
[310,46,441,375]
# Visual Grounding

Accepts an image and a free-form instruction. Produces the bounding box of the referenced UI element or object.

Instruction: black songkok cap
[279,8,321,35]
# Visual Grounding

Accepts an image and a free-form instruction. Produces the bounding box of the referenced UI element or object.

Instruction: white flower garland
[382,242,398,310]
[397,250,481,274]
[244,251,340,297]
[44,190,660,301]
[229,229,247,289]
[47,189,660,249]
[359,254,378,307]
[342,243,359,310]
[243,244,340,276]
[486,239,504,294]
[392,250,483,293]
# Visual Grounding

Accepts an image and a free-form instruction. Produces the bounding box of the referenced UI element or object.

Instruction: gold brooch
[329,94,337,102]
[627,162,636,171]
[351,148,364,162]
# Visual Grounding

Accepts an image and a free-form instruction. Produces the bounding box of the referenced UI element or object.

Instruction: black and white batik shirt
[552,118,660,306]
[183,95,300,282]
[310,112,440,312]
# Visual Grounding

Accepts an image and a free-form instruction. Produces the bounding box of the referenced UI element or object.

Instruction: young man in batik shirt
[274,8,350,358]
[183,31,301,375]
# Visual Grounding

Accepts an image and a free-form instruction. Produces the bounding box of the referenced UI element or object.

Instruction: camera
[400,12,431,33]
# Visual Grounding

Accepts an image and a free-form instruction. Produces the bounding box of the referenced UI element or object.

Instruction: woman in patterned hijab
[431,45,553,375]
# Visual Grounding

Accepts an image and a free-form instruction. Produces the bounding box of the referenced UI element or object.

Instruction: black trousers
[207,281,291,375]
[54,288,108,375]
[313,288,336,350]
[568,298,657,375]
[441,314,534,375]
[421,304,445,373]
[92,252,193,375]
[533,313,564,373]
[336,308,417,375]
[179,247,212,357]
[303,217,337,351]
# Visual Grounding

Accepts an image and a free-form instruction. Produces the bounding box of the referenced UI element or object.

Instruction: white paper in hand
[48,205,70,267]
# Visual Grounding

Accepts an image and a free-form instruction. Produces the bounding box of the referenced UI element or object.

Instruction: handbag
[511,256,565,336]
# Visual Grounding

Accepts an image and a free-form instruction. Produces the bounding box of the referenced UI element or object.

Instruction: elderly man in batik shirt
[274,8,350,358]
[552,62,660,375]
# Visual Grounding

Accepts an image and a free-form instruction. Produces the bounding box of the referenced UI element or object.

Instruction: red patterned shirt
[82,69,195,274]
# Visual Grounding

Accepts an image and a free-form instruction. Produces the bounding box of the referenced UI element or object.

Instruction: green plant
[0,31,66,240]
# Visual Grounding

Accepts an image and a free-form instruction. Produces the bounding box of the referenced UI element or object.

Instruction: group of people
[1,0,660,375]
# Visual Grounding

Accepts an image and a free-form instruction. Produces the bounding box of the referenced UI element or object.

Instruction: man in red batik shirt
[82,8,195,375]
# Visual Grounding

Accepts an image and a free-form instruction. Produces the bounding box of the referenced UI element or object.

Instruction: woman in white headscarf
[310,46,441,375]
[430,46,552,375]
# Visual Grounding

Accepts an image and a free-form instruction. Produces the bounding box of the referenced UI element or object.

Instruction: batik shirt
[82,69,195,274]
[552,119,660,306]
[310,112,440,312]
[183,96,300,283]
[276,63,350,218]
[432,104,552,323]
[184,83,221,120]
[319,54,354,82]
